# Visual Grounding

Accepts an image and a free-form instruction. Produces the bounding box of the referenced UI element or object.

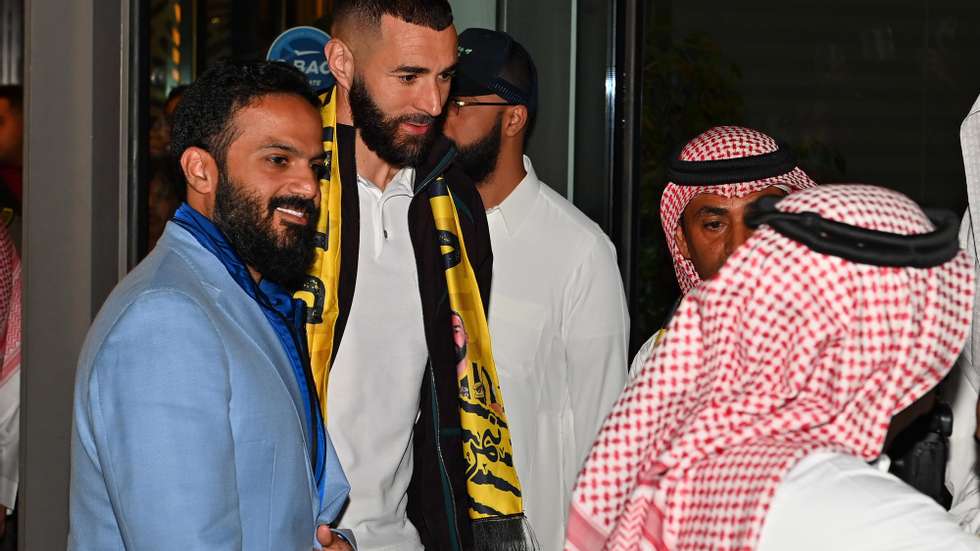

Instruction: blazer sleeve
[83,289,242,549]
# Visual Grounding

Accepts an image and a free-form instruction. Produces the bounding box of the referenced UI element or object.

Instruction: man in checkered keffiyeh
[630,126,816,373]
[568,185,978,550]
[661,126,816,294]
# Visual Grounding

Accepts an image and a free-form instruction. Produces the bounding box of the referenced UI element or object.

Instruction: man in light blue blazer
[70,60,351,550]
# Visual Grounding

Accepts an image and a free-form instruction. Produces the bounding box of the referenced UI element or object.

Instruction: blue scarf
[171,203,327,499]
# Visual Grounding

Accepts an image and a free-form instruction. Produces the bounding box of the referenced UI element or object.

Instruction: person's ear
[503,104,528,138]
[674,223,693,260]
[326,38,355,91]
[180,146,218,196]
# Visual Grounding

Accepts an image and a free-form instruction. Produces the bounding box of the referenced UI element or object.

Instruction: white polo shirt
[328,168,427,551]
[486,156,629,551]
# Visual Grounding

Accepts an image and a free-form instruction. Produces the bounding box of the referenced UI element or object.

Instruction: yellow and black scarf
[297,88,533,550]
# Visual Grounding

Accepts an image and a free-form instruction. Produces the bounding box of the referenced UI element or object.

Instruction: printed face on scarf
[214,93,325,288]
[674,186,787,281]
[346,15,457,168]
[451,311,468,379]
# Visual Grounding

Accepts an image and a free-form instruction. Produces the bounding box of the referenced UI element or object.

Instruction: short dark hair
[170,60,319,177]
[332,0,453,35]
[0,86,22,112]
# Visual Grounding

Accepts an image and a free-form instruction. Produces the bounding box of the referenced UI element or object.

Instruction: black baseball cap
[452,28,538,114]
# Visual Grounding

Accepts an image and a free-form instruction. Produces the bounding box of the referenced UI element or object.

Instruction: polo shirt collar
[357,167,416,198]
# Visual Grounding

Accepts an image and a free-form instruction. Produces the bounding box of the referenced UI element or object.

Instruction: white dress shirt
[950,91,980,533]
[628,330,661,378]
[327,169,427,551]
[948,202,980,533]
[758,452,980,550]
[486,156,629,551]
[0,370,17,511]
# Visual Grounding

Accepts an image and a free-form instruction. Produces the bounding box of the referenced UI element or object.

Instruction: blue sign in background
[267,26,334,91]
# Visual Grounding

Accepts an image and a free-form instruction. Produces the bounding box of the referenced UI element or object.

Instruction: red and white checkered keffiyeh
[567,184,975,551]
[661,126,816,294]
[0,224,19,387]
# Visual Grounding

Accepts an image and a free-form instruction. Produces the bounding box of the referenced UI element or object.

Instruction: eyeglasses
[449,99,517,114]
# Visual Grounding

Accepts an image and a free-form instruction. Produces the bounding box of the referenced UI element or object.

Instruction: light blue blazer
[69,222,350,550]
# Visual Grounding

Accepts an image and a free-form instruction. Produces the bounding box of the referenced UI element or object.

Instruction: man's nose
[727,222,755,255]
[290,164,321,201]
[417,79,447,117]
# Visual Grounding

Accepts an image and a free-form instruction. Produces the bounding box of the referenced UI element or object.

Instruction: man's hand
[316,524,352,551]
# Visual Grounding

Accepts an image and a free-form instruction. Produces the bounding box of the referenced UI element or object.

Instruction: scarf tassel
[473,515,539,551]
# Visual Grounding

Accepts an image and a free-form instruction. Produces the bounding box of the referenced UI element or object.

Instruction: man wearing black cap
[443,28,629,551]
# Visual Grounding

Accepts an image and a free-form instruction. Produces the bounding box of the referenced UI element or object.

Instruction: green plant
[633,24,744,346]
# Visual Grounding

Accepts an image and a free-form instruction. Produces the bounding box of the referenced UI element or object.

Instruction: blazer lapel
[219,289,311,446]
[168,224,313,448]
[165,219,321,508]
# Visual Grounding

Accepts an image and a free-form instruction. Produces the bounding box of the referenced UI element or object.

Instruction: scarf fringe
[473,515,539,551]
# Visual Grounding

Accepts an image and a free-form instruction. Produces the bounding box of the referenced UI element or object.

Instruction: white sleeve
[948,210,980,532]
[957,210,979,382]
[759,452,980,551]
[628,332,660,379]
[948,360,980,533]
[951,466,980,536]
[562,236,629,468]
[0,370,18,511]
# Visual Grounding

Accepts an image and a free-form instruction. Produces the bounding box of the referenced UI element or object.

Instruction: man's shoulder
[82,227,227,356]
[761,452,979,550]
[532,181,613,250]
[117,227,222,306]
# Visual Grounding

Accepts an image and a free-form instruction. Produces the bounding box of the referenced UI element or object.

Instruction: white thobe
[486,156,629,551]
[0,371,17,511]
[949,91,980,533]
[759,452,980,550]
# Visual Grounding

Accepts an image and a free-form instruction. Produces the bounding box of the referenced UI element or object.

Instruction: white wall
[449,0,496,31]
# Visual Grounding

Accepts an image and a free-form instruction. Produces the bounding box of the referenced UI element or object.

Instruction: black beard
[454,114,503,186]
[349,76,439,168]
[212,171,318,290]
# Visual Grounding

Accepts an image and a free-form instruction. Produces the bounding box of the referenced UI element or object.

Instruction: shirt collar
[357,167,416,198]
[487,155,541,236]
[170,203,303,322]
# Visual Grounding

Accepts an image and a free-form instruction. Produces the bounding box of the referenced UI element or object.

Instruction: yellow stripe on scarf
[295,90,343,423]
[429,178,524,519]
[297,87,526,525]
